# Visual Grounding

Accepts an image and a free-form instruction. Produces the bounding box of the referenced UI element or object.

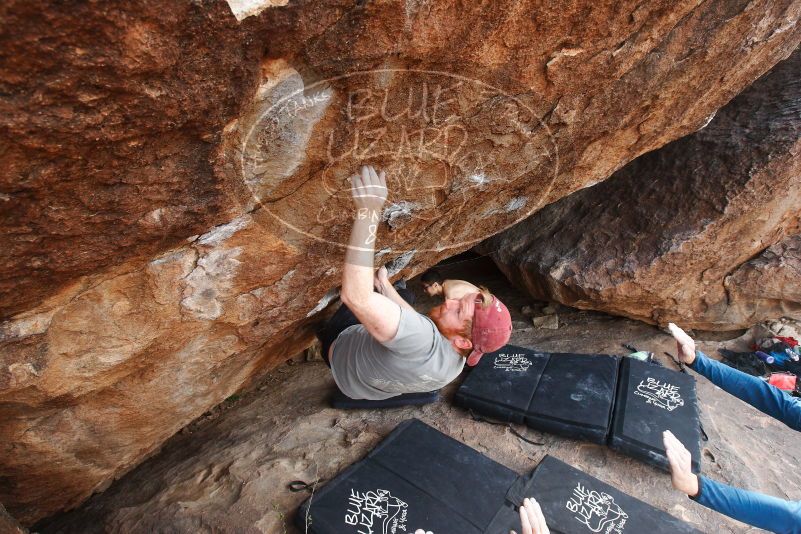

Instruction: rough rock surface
[36,261,801,533]
[0,0,262,318]
[726,233,801,323]
[3,0,801,524]
[484,48,801,330]
[0,504,26,534]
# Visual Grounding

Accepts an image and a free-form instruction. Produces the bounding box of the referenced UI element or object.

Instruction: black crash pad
[296,418,518,533]
[610,357,702,473]
[525,353,620,444]
[500,455,703,534]
[455,347,620,444]
[454,346,550,423]
[330,390,440,410]
[297,420,701,534]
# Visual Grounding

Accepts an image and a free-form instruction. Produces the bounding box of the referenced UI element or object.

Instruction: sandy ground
[37,257,801,533]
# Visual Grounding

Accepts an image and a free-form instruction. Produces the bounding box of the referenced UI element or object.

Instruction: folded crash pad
[330,389,440,409]
[498,455,703,534]
[455,347,620,444]
[454,346,550,423]
[296,418,518,533]
[610,357,701,473]
[525,353,620,444]
[297,419,701,534]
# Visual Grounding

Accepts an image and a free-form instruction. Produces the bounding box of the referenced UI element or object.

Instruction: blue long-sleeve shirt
[692,350,801,431]
[689,352,801,533]
[693,476,801,533]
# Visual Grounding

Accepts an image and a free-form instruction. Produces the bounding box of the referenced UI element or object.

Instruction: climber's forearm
[341,211,401,343]
[342,212,379,307]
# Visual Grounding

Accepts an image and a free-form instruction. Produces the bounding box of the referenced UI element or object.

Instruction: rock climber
[316,165,512,400]
[663,323,801,533]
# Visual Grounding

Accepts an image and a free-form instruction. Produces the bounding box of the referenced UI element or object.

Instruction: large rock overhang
[1,0,800,525]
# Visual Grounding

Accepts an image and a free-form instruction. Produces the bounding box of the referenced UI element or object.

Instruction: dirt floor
[37,256,801,533]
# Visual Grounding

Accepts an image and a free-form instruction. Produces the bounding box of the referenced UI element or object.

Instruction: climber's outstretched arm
[341,166,401,343]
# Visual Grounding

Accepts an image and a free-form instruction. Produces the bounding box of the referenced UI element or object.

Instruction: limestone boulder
[2,0,801,524]
[484,48,801,330]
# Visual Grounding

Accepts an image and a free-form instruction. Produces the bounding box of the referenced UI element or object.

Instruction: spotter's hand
[667,323,697,366]
[351,165,387,213]
[663,430,699,497]
[511,498,550,534]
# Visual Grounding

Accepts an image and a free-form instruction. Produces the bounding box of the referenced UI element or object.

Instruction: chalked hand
[667,323,697,366]
[351,165,388,213]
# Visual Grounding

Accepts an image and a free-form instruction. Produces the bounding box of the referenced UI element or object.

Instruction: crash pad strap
[288,480,325,493]
[468,409,544,446]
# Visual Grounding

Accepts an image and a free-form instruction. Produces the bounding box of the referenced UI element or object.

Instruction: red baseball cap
[467,294,512,367]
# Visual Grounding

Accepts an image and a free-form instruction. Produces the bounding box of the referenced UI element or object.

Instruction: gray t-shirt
[330,307,465,400]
